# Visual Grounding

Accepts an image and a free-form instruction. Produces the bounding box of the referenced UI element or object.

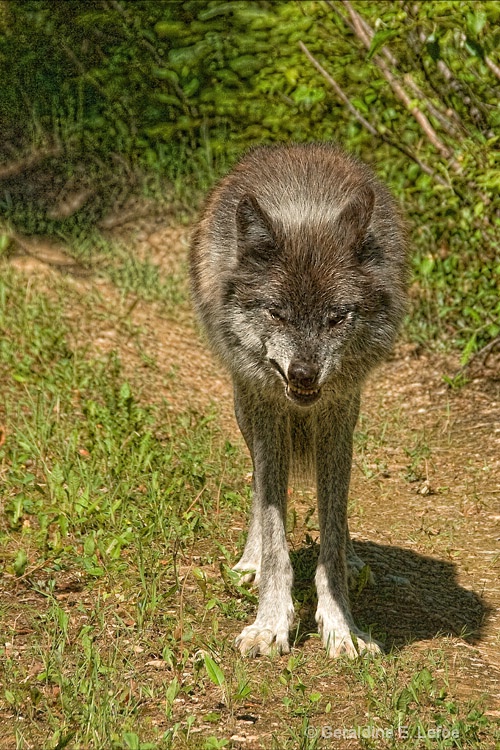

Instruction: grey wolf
[189,143,408,658]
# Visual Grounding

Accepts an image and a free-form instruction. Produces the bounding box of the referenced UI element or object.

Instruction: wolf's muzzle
[268,359,322,406]
[287,361,321,405]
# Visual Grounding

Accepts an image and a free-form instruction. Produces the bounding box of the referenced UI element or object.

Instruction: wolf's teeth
[289,386,319,396]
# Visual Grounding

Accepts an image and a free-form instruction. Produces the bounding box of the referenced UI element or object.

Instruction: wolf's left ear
[335,184,375,254]
[236,194,278,262]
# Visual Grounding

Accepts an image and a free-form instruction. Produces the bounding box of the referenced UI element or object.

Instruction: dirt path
[10,220,500,716]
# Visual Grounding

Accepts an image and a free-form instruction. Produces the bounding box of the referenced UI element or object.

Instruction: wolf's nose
[287,361,319,389]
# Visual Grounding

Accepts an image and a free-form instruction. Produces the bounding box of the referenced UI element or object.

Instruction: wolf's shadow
[291,540,488,649]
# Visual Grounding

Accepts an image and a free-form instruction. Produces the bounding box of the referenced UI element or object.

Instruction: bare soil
[7,217,500,742]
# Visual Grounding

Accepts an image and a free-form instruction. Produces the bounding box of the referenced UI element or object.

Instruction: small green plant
[1,205,499,746]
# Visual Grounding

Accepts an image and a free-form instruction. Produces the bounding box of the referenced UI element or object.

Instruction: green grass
[1,266,499,749]
[0,267,249,748]
[69,232,188,312]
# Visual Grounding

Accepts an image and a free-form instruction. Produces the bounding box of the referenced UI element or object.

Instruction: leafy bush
[0,0,498,354]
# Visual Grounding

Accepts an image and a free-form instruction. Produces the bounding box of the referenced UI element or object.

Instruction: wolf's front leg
[234,398,294,657]
[232,389,262,585]
[232,481,262,585]
[315,395,381,658]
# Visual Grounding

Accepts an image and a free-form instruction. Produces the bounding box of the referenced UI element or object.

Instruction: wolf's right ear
[236,194,278,263]
[334,184,375,254]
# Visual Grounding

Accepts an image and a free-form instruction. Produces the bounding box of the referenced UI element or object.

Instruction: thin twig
[15,556,57,581]
[342,0,460,169]
[0,146,62,180]
[326,1,464,136]
[299,42,377,136]
[299,41,449,187]
[350,7,464,137]
[455,335,500,377]
[485,56,500,81]
[415,28,490,129]
[456,30,500,82]
[403,75,463,137]
[324,0,352,29]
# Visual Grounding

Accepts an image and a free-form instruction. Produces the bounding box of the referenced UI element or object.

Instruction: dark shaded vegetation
[0,0,499,356]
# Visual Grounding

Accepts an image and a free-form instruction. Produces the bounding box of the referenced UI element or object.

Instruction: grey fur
[189,143,408,657]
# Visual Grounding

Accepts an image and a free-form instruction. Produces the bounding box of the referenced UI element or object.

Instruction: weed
[1,253,499,748]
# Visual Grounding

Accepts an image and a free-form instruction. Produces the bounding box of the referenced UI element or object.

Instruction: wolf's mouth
[286,383,321,406]
[269,359,322,406]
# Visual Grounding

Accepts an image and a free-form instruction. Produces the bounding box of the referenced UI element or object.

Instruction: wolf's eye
[267,308,287,323]
[327,313,346,329]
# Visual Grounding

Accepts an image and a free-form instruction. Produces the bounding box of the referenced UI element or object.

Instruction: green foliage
[0,268,246,564]
[1,268,499,745]
[0,0,498,354]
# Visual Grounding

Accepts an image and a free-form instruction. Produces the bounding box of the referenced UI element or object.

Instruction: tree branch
[326,0,465,137]
[413,28,491,131]
[298,41,449,187]
[485,55,500,81]
[349,6,464,137]
[342,0,460,169]
[298,41,377,137]
[0,146,62,180]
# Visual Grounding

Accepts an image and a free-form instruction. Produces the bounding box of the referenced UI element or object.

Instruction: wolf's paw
[232,559,261,586]
[235,623,290,657]
[324,629,382,659]
[236,603,294,658]
[316,610,382,659]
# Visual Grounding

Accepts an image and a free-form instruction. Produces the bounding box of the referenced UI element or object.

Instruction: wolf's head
[190,144,408,406]
[222,183,406,406]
